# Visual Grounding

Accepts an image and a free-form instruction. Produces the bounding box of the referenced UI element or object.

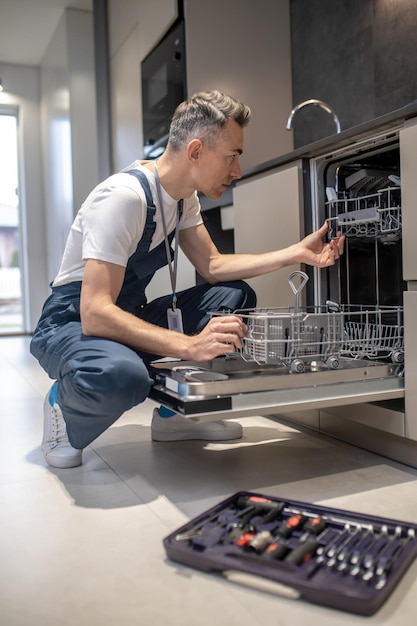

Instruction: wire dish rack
[212,272,404,373]
[326,186,401,241]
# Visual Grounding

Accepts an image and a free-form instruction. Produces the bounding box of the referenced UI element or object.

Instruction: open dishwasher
[149,271,404,419]
[149,133,405,420]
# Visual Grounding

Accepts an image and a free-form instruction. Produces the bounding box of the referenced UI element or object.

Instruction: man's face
[194,119,244,200]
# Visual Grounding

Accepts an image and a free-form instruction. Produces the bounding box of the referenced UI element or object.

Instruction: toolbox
[163,491,417,616]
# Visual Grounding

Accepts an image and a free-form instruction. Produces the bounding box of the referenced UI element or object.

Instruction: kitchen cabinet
[233,161,304,308]
[400,120,417,281]
[404,291,417,441]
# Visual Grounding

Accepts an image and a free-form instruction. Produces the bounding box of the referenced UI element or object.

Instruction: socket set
[163,491,417,615]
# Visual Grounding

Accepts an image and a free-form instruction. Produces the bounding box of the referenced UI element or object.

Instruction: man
[30,90,344,469]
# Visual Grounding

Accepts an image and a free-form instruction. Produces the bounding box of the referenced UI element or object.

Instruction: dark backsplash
[290,0,417,147]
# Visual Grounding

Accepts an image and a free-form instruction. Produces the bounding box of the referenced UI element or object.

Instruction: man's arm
[179,221,344,284]
[79,258,247,361]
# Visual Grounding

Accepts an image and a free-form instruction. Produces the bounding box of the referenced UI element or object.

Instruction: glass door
[0,110,24,334]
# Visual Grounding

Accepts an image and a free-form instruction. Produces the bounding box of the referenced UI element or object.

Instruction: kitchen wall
[185,0,293,172]
[290,0,417,147]
[41,9,98,283]
[108,0,178,174]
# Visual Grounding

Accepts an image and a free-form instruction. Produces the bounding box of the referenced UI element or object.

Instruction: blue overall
[30,170,256,449]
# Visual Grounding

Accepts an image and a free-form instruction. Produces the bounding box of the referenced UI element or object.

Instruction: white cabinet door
[400,121,417,281]
[233,161,304,308]
[404,291,417,440]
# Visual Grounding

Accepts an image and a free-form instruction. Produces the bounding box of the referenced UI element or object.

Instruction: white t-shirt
[52,162,203,287]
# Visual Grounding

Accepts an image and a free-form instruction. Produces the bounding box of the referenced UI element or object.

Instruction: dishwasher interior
[318,134,404,312]
[149,132,405,417]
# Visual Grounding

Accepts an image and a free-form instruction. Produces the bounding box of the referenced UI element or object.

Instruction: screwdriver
[265,539,290,560]
[303,516,327,535]
[275,514,308,538]
[175,502,257,541]
[284,538,319,565]
[235,496,287,526]
[223,502,281,545]
[236,495,286,514]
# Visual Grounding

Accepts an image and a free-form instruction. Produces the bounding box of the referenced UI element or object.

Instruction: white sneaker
[151,408,243,442]
[41,384,82,468]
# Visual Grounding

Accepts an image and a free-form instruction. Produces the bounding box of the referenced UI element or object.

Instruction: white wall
[108,0,177,172]
[0,64,48,332]
[41,9,98,283]
[108,0,193,301]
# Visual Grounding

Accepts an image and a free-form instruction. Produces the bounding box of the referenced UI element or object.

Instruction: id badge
[167,308,184,333]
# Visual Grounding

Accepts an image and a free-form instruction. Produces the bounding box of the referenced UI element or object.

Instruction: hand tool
[235,495,286,524]
[264,539,290,560]
[375,546,402,577]
[222,497,286,544]
[235,531,256,547]
[236,495,286,512]
[284,538,319,565]
[362,536,391,570]
[303,516,327,535]
[335,531,364,564]
[247,530,274,553]
[350,531,375,566]
[327,528,359,559]
[175,503,255,541]
[275,514,308,539]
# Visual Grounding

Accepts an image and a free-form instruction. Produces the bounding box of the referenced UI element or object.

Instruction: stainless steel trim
[150,357,404,417]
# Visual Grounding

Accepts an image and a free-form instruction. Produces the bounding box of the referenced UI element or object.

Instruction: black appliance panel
[141,20,186,158]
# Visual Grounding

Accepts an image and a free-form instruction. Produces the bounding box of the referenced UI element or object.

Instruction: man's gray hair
[167,90,251,152]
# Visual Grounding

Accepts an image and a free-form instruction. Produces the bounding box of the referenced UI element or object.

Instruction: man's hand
[296,222,345,268]
[185,315,247,362]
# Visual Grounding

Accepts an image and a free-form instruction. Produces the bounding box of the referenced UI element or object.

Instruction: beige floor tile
[1,336,417,625]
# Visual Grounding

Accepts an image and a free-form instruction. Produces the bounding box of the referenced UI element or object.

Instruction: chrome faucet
[286,99,341,134]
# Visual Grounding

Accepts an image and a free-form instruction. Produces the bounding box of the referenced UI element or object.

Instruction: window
[0,111,23,334]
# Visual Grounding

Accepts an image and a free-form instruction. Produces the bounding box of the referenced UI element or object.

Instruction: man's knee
[237,280,257,309]
[215,280,257,311]
[98,354,152,407]
[68,350,152,416]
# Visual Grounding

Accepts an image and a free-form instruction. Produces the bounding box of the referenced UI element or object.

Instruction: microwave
[141,20,187,159]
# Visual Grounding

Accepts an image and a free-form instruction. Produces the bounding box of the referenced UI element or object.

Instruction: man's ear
[187,138,203,163]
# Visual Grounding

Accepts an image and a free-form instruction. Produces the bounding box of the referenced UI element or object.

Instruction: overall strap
[125,169,156,255]
[115,167,168,314]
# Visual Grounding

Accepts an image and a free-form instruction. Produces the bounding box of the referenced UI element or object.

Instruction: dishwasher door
[149,356,404,419]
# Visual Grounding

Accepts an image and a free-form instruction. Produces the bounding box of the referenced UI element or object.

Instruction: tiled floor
[2,335,417,625]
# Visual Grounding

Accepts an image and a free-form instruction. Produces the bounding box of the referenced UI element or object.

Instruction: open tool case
[163,491,417,616]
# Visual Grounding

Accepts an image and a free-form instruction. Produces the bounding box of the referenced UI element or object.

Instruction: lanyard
[154,160,183,310]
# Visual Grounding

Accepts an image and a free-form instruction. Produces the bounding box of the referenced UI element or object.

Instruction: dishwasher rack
[340,304,403,363]
[212,272,404,373]
[325,186,401,240]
